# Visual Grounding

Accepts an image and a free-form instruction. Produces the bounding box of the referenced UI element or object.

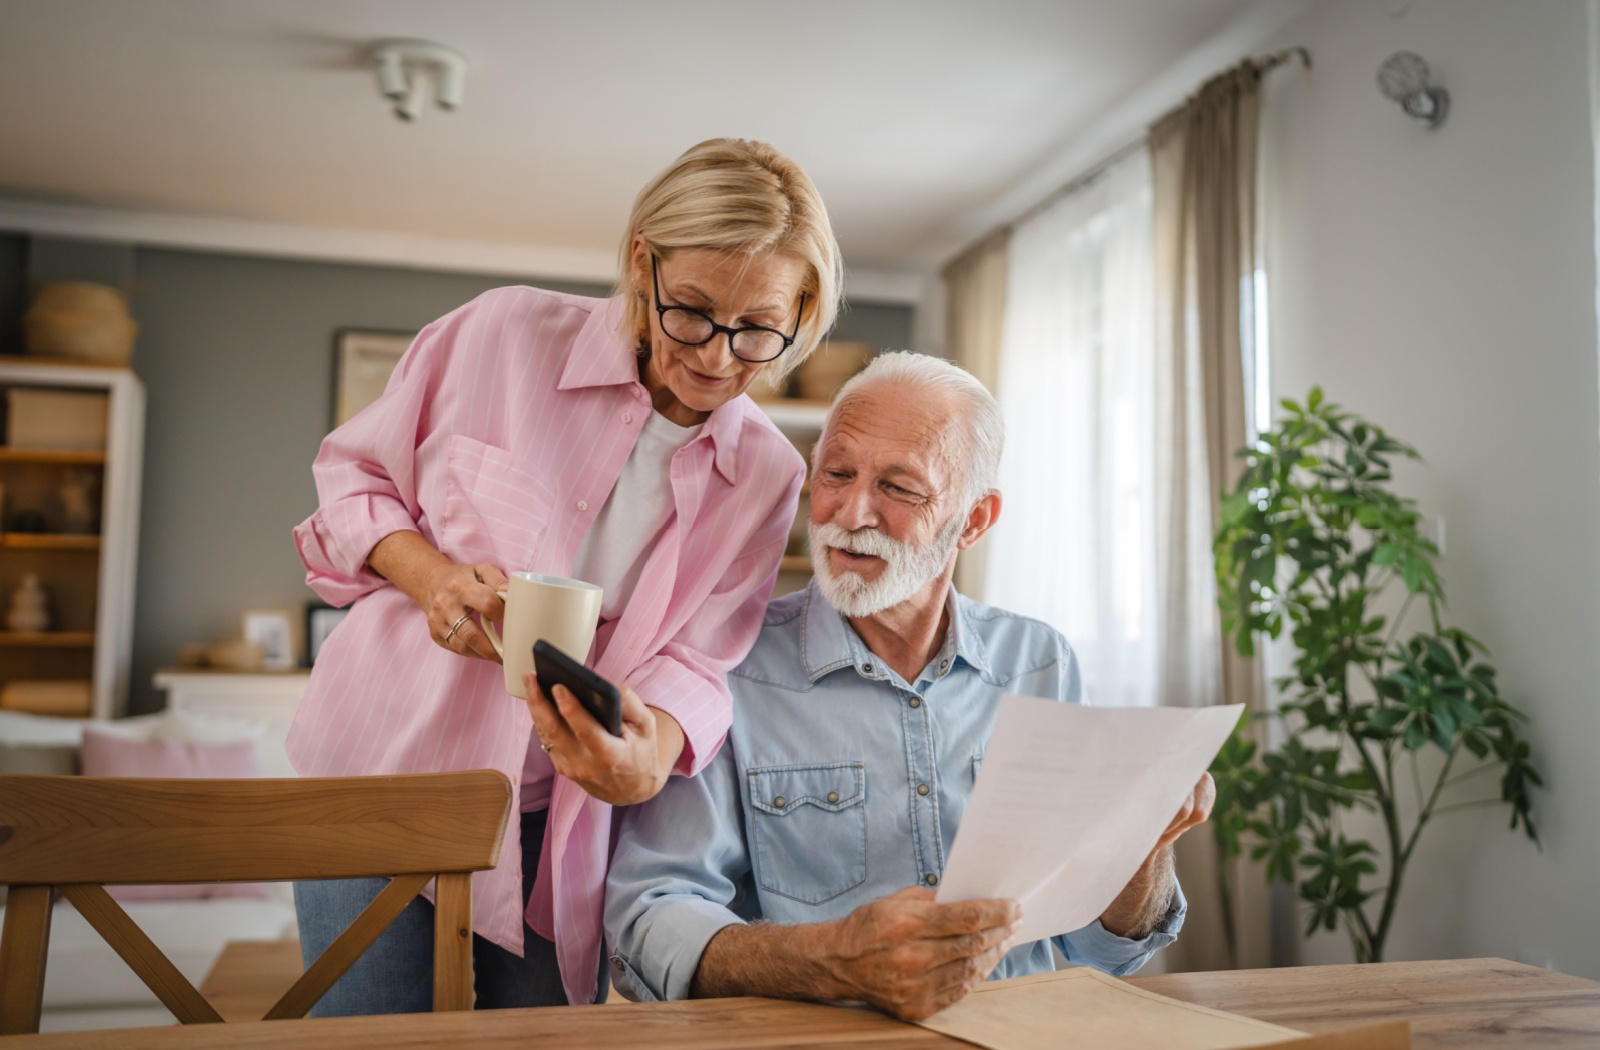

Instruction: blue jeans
[294,808,604,1014]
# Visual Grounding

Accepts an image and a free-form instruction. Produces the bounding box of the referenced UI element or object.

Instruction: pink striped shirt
[288,286,803,1005]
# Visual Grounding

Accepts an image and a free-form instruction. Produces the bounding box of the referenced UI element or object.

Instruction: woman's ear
[629,236,651,298]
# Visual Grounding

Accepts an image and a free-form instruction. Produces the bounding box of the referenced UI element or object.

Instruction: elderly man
[605,352,1213,1021]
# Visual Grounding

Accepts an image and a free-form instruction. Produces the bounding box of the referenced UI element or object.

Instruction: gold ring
[539,741,554,753]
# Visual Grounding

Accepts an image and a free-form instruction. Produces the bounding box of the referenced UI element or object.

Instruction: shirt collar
[557,295,745,486]
[558,296,640,391]
[800,579,995,683]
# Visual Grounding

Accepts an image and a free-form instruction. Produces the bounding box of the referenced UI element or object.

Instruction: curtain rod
[1003,46,1311,234]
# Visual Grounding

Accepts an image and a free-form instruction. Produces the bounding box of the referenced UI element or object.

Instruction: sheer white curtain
[983,150,1159,708]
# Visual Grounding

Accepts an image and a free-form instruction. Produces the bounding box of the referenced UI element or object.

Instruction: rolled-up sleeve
[293,319,455,607]
[606,741,751,1002]
[623,463,802,777]
[1054,879,1187,976]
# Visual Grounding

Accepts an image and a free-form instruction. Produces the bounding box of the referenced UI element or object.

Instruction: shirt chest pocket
[441,435,558,569]
[747,762,867,906]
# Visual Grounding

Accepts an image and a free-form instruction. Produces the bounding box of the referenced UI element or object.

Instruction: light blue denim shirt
[605,580,1185,1002]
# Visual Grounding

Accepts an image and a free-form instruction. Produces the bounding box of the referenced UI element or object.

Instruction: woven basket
[23,282,137,365]
[795,341,874,402]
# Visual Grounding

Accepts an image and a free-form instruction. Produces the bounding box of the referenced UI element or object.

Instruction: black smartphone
[532,639,623,737]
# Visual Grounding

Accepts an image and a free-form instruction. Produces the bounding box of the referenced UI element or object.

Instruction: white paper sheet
[937,697,1244,943]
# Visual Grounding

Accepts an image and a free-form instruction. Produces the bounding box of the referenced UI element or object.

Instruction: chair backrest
[0,770,511,1034]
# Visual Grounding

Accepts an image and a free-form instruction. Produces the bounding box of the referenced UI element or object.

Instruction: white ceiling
[0,0,1269,276]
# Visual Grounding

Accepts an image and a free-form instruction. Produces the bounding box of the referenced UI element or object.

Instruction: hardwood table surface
[4,957,1596,1048]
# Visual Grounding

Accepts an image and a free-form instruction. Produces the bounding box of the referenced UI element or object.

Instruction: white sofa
[0,706,300,1032]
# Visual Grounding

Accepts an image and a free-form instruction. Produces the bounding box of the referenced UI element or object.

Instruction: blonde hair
[616,138,842,382]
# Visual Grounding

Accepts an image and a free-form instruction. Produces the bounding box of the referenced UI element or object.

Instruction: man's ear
[957,491,1001,551]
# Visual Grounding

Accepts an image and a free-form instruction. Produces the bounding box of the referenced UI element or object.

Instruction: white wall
[1259,0,1600,976]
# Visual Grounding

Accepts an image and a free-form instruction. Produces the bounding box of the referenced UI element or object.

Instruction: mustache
[811,522,906,560]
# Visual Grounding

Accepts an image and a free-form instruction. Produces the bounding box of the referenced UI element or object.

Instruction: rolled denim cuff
[610,899,744,1002]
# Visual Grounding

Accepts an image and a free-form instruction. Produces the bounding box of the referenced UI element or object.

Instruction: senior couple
[292,137,1211,1021]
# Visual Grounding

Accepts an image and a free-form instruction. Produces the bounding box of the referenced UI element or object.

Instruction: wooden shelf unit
[0,447,109,466]
[0,359,145,719]
[1,533,102,550]
[754,398,829,431]
[0,631,96,648]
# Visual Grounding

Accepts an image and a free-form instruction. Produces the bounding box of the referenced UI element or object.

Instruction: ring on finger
[444,611,472,645]
[539,741,554,753]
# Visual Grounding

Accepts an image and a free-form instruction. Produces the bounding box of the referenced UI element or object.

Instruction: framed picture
[306,603,350,666]
[243,610,298,672]
[334,329,414,428]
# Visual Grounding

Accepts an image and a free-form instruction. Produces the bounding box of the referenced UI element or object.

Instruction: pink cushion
[79,728,269,901]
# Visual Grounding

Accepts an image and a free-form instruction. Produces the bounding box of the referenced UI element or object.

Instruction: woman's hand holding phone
[523,671,686,806]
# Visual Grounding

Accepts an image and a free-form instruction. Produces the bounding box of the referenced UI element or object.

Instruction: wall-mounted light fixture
[370,39,467,122]
[1377,51,1448,129]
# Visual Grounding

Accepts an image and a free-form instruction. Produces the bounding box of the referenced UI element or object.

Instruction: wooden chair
[0,770,511,1034]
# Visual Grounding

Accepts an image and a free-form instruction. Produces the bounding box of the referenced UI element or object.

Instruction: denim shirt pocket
[748,761,867,905]
[440,435,557,568]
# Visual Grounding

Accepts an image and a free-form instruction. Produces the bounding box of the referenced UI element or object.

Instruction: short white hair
[824,351,1004,509]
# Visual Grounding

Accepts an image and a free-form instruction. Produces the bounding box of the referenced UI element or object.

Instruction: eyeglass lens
[659,309,787,362]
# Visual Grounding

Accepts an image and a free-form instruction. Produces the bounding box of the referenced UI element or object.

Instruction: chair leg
[433,872,475,1011]
[0,885,53,1035]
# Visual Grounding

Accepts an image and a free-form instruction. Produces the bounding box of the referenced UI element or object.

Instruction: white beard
[808,513,965,618]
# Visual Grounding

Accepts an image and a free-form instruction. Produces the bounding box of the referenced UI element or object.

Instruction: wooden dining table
[2,957,1596,1048]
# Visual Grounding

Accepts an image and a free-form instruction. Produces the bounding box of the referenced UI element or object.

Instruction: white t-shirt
[521,409,701,812]
[571,409,703,623]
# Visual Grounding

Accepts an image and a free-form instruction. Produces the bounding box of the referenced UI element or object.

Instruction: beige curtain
[942,229,1010,598]
[1148,60,1272,973]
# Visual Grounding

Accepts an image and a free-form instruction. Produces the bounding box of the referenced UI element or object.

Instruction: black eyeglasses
[651,256,806,364]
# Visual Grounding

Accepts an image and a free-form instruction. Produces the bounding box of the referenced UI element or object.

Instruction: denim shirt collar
[800,579,996,685]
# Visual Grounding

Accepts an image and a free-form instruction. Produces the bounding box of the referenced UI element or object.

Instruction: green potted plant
[1209,388,1541,963]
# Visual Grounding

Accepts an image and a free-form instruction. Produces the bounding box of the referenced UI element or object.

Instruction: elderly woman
[289,138,840,1013]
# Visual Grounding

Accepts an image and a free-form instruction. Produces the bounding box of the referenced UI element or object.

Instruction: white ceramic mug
[481,571,603,698]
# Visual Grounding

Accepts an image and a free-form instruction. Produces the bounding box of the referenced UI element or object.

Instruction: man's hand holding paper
[1099,770,1217,939]
[938,699,1244,945]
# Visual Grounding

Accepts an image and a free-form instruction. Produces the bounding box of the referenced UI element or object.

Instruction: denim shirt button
[908,697,921,708]
[861,663,873,675]
[917,783,930,796]
[925,873,939,886]
[773,795,786,808]
[827,791,839,803]
[939,659,950,673]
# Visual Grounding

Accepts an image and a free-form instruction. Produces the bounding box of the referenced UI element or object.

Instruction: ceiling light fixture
[369,39,467,122]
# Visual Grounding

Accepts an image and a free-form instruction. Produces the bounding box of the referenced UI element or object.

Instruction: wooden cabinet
[0,359,144,719]
[756,399,829,598]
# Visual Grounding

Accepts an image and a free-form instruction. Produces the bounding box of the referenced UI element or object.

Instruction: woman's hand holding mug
[422,559,507,662]
[366,532,508,662]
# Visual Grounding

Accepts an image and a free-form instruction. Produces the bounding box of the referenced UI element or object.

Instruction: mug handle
[479,590,509,658]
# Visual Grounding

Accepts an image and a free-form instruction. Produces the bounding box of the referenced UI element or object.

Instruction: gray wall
[1260,0,1599,977]
[1,238,911,713]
